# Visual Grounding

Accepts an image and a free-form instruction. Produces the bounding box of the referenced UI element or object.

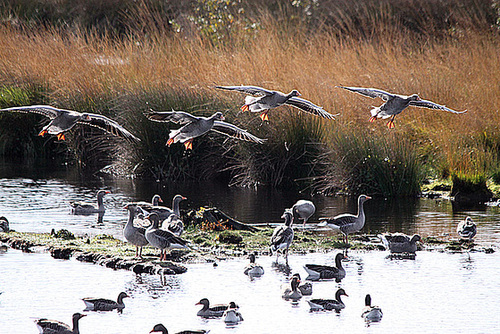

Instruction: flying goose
[304,253,346,281]
[379,233,421,253]
[70,190,110,215]
[145,110,265,150]
[123,203,149,258]
[149,323,209,334]
[457,216,477,240]
[82,292,129,312]
[34,313,86,334]
[0,105,140,142]
[318,195,371,245]
[291,200,315,227]
[361,294,383,322]
[216,85,337,121]
[308,288,348,312]
[145,213,189,261]
[337,86,466,128]
[270,209,294,263]
[196,298,235,318]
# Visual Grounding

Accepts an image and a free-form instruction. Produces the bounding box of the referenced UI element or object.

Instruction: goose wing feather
[216,85,274,96]
[285,97,338,119]
[0,105,61,119]
[409,99,466,113]
[79,113,140,142]
[337,86,394,101]
[145,110,200,124]
[212,121,266,143]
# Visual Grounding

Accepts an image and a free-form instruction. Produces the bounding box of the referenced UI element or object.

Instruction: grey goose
[0,105,140,142]
[457,216,477,240]
[123,203,149,258]
[82,291,129,312]
[145,110,265,150]
[216,85,337,121]
[34,312,86,334]
[337,86,466,128]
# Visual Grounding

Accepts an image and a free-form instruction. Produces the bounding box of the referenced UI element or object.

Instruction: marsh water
[1,162,500,333]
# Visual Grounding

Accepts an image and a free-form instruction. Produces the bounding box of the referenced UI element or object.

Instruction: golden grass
[0,11,499,181]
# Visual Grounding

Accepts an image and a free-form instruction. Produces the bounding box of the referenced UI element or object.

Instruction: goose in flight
[0,105,140,142]
[145,110,265,150]
[216,85,337,121]
[337,86,466,128]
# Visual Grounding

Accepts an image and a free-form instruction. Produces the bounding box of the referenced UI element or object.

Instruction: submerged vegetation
[0,0,499,196]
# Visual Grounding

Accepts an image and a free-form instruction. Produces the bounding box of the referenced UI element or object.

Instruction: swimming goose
[304,253,346,281]
[337,86,466,128]
[291,200,315,227]
[457,216,477,240]
[123,204,149,258]
[196,298,235,318]
[223,305,244,324]
[149,323,209,334]
[361,294,383,322]
[318,195,371,245]
[70,190,110,214]
[292,273,312,295]
[379,233,421,253]
[243,253,265,277]
[0,105,140,142]
[281,275,302,300]
[270,209,294,263]
[308,288,348,312]
[34,312,86,334]
[82,291,129,312]
[216,85,337,121]
[0,216,9,232]
[145,110,265,150]
[145,213,189,261]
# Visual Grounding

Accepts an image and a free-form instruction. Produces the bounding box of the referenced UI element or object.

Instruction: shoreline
[1,228,496,276]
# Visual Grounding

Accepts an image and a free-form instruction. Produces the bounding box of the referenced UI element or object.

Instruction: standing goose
[149,323,209,334]
[457,216,477,240]
[361,294,383,322]
[337,86,466,128]
[270,209,294,264]
[216,85,337,121]
[196,298,234,318]
[379,233,421,253]
[243,253,265,277]
[70,190,110,215]
[82,292,129,312]
[0,105,140,142]
[308,288,349,312]
[138,195,186,223]
[145,213,189,261]
[34,313,86,334]
[304,253,346,281]
[281,275,302,300]
[145,110,265,150]
[291,200,316,227]
[123,204,149,258]
[318,195,372,245]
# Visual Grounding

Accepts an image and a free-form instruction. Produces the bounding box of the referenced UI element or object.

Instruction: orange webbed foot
[241,105,250,112]
[38,130,48,137]
[387,121,395,129]
[166,138,174,146]
[260,112,269,121]
[369,116,377,123]
[56,133,66,141]
[184,140,193,150]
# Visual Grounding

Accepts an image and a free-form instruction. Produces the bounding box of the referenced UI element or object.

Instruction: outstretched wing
[410,99,467,114]
[285,97,338,119]
[212,121,266,144]
[0,105,61,119]
[215,85,274,96]
[81,113,141,143]
[144,110,199,124]
[337,86,394,101]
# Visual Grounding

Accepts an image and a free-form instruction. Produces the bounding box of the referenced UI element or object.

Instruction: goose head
[410,234,422,243]
[149,323,168,334]
[212,112,225,121]
[409,94,421,101]
[97,190,110,200]
[152,194,163,205]
[117,292,129,303]
[249,253,256,263]
[146,213,161,228]
[335,288,349,300]
[80,113,92,121]
[365,294,372,307]
[288,90,301,98]
[358,194,372,204]
[281,209,293,226]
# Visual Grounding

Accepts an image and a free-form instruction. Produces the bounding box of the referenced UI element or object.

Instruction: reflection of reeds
[0,1,498,193]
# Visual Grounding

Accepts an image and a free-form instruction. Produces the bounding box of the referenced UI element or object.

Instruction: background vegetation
[0,0,499,196]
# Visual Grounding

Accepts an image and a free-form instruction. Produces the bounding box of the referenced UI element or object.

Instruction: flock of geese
[21,188,478,333]
[0,85,466,150]
[0,84,468,333]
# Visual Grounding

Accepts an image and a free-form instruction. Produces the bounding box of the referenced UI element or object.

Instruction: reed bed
[0,0,499,195]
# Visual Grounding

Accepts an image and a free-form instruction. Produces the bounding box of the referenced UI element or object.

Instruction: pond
[1,162,500,333]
